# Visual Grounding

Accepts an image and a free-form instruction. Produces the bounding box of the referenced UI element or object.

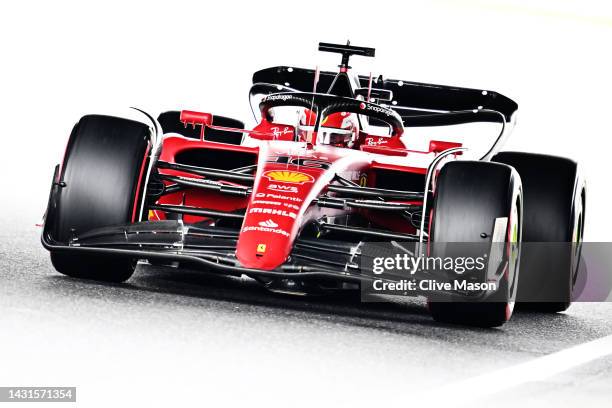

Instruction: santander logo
[258,219,278,228]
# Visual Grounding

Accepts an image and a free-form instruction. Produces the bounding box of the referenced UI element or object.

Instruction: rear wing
[252,66,518,125]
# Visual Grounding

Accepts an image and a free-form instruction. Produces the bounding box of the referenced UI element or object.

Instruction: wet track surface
[1,218,611,407]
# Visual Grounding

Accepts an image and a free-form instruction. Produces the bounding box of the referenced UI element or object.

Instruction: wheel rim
[505,194,522,317]
[570,189,585,288]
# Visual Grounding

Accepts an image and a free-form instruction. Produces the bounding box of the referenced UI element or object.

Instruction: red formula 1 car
[42,42,585,327]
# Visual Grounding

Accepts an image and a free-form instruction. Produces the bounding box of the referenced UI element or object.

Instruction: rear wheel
[49,115,151,283]
[428,161,522,327]
[493,152,585,312]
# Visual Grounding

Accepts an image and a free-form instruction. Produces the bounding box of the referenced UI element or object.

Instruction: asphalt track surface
[1,216,611,407]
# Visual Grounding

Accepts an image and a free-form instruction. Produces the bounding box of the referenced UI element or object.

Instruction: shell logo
[263,170,314,184]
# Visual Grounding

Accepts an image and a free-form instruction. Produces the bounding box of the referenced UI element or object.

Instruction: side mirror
[180,110,213,140]
[429,140,463,154]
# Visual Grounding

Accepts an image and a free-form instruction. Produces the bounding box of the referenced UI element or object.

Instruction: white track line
[419,334,612,405]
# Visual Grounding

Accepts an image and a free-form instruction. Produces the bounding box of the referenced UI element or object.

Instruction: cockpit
[247,92,404,152]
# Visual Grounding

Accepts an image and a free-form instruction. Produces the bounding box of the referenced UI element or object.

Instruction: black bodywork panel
[252,66,518,124]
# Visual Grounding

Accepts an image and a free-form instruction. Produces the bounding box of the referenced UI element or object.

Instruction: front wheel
[428,161,522,327]
[48,114,152,283]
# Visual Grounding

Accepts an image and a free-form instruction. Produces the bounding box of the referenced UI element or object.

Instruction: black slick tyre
[49,115,151,283]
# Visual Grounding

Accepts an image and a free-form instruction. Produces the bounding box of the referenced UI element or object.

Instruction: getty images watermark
[371,251,497,292]
[360,242,612,302]
[360,241,511,301]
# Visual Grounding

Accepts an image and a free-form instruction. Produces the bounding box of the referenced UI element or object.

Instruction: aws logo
[263,170,314,184]
[268,184,298,193]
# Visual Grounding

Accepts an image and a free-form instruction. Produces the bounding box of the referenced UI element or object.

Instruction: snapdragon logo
[264,94,294,102]
[372,253,487,275]
[361,103,395,117]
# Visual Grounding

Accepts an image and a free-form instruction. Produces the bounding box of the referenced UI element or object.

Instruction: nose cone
[236,168,317,270]
[235,219,295,270]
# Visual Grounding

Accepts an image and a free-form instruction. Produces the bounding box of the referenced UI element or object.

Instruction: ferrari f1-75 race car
[42,42,585,327]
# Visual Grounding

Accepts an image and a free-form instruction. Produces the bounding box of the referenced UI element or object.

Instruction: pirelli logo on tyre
[263,170,314,184]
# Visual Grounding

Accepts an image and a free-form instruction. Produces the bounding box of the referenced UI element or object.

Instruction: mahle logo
[249,207,297,219]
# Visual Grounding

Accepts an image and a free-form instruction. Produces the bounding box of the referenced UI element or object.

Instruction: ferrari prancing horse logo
[359,173,368,187]
[263,170,314,184]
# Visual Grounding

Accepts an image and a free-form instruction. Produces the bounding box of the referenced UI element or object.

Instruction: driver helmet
[318,112,358,147]
[296,110,358,147]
